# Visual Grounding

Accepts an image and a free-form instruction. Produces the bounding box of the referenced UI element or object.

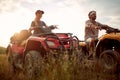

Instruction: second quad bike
[79,26,120,73]
[95,27,120,73]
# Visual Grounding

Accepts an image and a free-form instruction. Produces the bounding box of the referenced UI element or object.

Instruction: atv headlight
[46,41,55,47]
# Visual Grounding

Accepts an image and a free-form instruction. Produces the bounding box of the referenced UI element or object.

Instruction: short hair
[88,11,96,17]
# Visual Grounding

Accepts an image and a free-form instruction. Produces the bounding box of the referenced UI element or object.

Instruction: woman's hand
[49,25,58,29]
[29,27,37,30]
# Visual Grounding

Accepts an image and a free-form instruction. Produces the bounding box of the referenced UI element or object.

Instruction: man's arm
[97,22,111,30]
[84,21,91,40]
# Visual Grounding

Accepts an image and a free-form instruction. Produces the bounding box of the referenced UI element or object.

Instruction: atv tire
[99,50,120,73]
[24,50,43,80]
[7,47,23,80]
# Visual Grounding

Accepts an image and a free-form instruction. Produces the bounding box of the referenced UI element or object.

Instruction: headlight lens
[46,41,55,47]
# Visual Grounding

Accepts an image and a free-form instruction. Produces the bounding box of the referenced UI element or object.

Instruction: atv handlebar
[101,26,120,33]
[30,25,58,30]
[103,26,120,33]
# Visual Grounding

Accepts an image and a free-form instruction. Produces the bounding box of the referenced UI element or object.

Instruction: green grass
[0,50,119,80]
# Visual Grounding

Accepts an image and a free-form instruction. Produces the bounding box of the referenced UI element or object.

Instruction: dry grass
[0,51,119,80]
[0,54,9,80]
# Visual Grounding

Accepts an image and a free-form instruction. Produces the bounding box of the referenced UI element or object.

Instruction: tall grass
[0,50,119,80]
[0,54,9,80]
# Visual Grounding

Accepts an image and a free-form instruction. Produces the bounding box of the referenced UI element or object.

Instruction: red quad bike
[79,27,120,74]
[6,27,79,79]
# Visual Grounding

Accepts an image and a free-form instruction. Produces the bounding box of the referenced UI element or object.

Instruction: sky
[0,0,120,47]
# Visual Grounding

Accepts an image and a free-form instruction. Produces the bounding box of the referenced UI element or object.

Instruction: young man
[29,10,57,34]
[84,11,110,59]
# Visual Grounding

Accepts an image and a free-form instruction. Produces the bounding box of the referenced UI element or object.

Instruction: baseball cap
[35,10,44,15]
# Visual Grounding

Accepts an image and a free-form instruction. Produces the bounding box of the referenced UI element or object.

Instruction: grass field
[0,52,119,80]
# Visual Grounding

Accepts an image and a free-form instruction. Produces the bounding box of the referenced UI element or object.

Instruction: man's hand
[95,26,101,30]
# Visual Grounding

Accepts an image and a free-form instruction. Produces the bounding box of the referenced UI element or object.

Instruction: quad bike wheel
[7,48,15,78]
[99,50,120,73]
[24,50,43,80]
[7,46,23,78]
